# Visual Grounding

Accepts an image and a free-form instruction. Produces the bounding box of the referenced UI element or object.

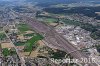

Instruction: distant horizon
[0,0,100,5]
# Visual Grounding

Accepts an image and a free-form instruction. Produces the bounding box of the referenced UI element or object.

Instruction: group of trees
[43,6,100,19]
[2,48,16,57]
[80,23,100,40]
[90,31,100,40]
[63,19,100,40]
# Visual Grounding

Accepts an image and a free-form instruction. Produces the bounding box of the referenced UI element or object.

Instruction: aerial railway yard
[0,0,100,66]
[22,17,97,66]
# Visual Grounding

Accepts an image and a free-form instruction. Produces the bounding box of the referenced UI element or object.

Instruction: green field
[14,33,35,46]
[38,17,57,23]
[2,48,10,56]
[49,50,66,59]
[24,33,34,37]
[62,19,81,26]
[16,23,44,48]
[44,18,57,23]
[26,33,44,43]
[0,33,6,40]
[2,48,17,56]
[18,23,31,33]
[14,41,25,46]
[24,33,44,52]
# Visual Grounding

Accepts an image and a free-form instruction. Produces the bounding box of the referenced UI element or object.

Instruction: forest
[43,7,100,19]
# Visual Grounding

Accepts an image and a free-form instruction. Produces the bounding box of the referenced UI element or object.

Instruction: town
[0,0,100,66]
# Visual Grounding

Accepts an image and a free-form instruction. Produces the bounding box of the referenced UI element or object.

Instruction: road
[3,26,26,66]
[22,17,97,66]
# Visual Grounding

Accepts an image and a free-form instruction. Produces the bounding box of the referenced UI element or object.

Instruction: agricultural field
[17,23,31,33]
[24,33,34,37]
[38,17,57,23]
[16,23,72,59]
[15,23,44,52]
[43,18,57,23]
[24,33,44,52]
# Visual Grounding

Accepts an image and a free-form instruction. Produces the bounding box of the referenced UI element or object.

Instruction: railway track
[22,16,97,66]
